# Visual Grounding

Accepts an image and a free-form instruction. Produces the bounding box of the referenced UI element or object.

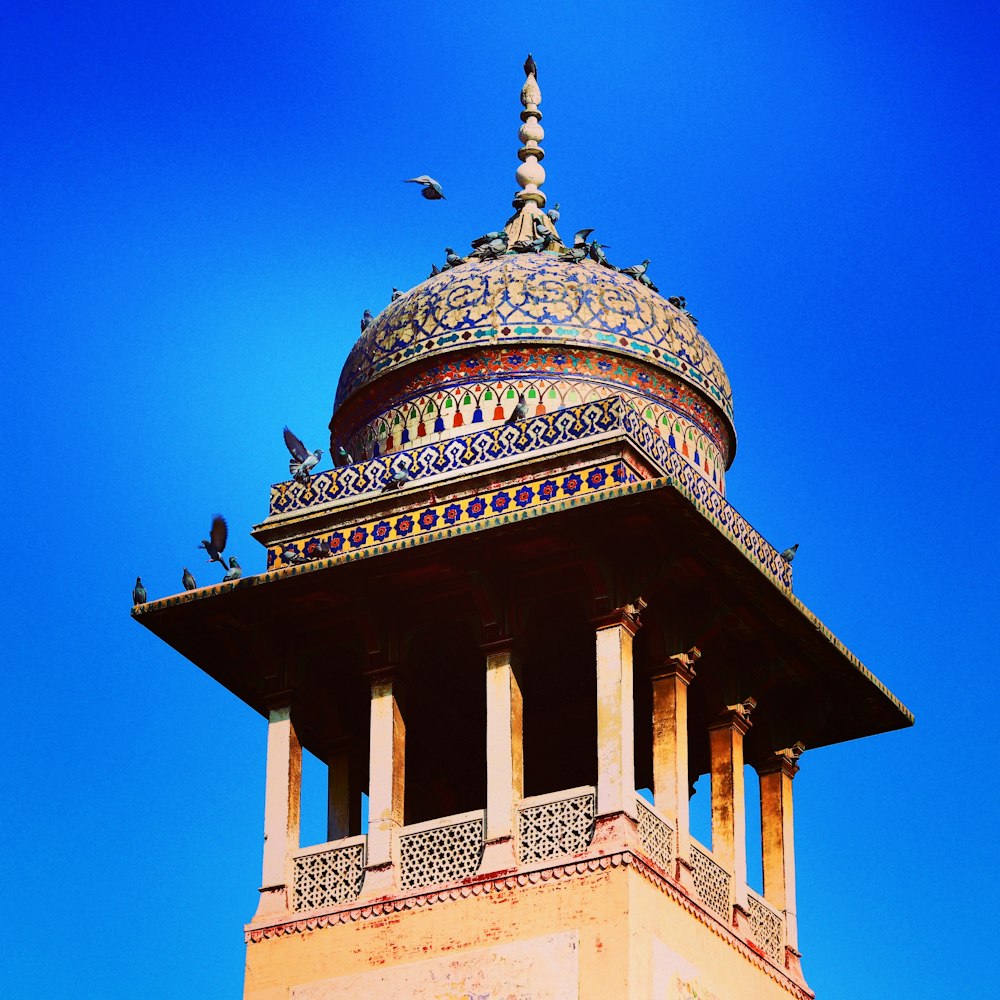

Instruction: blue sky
[2,3,997,997]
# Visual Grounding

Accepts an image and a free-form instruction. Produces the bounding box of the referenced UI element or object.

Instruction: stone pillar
[480,642,523,872]
[326,737,358,842]
[758,742,804,952]
[593,601,644,821]
[650,646,700,861]
[361,666,405,898]
[255,705,301,918]
[707,697,755,911]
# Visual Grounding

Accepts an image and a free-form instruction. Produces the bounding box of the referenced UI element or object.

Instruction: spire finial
[515,53,546,209]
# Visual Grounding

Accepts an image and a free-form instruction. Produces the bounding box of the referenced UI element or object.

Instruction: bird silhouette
[404,176,445,200]
[200,515,228,571]
[524,53,538,79]
[283,427,323,485]
[132,577,146,605]
[182,567,197,591]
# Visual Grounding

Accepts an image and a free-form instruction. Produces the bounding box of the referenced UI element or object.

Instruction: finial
[515,53,546,209]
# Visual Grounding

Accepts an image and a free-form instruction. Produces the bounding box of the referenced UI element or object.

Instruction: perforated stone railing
[292,836,366,912]
[517,786,596,864]
[747,890,785,962]
[636,797,674,873]
[398,810,485,890]
[689,839,732,921]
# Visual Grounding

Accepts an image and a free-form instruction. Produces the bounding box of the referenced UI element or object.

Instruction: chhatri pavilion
[133,57,912,1000]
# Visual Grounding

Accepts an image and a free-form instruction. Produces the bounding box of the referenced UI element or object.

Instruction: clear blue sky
[2,3,997,997]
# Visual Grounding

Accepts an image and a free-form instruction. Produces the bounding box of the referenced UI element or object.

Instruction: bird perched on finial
[182,567,197,591]
[223,556,242,582]
[780,544,799,563]
[132,577,146,605]
[505,393,528,425]
[548,202,560,224]
[382,465,412,491]
[391,288,404,301]
[283,427,323,485]
[200,515,229,572]
[404,176,445,200]
[444,247,464,269]
[333,444,353,467]
[360,309,374,333]
[524,53,538,79]
[621,259,651,280]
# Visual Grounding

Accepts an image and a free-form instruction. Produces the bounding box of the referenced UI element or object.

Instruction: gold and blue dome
[328,59,737,495]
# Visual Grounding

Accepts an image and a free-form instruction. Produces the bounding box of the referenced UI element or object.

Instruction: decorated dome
[329,57,737,495]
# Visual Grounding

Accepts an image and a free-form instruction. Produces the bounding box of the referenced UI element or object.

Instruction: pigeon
[444,247,464,268]
[471,231,506,248]
[283,427,323,485]
[391,287,404,301]
[780,544,799,563]
[589,241,615,269]
[404,176,445,200]
[182,567,197,591]
[621,259,651,280]
[282,547,309,566]
[333,444,353,467]
[200,515,228,571]
[505,393,528,425]
[547,202,560,224]
[360,309,374,333]
[560,227,594,263]
[524,53,538,79]
[132,576,146,605]
[383,466,412,491]
[223,556,242,582]
[429,263,441,277]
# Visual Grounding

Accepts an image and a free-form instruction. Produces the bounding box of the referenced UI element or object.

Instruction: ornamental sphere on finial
[516,160,546,189]
[519,120,544,144]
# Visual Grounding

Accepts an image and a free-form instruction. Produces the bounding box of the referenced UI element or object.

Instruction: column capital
[362,663,400,688]
[480,638,522,670]
[758,741,805,778]
[592,597,647,635]
[650,645,701,684]
[708,697,757,737]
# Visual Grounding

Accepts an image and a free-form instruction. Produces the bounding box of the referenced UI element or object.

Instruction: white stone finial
[515,53,546,209]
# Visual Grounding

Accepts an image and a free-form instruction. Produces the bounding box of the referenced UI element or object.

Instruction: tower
[134,58,912,1000]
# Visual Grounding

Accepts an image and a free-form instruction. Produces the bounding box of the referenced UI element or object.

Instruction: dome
[330,252,737,494]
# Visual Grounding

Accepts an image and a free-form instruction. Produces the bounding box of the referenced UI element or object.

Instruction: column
[255,705,301,918]
[361,666,405,898]
[480,642,523,872]
[594,600,644,819]
[758,742,804,951]
[326,737,359,842]
[707,697,755,910]
[650,647,700,860]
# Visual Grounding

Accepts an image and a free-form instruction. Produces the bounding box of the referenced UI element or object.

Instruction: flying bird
[524,53,538,79]
[200,515,229,571]
[223,556,242,582]
[404,176,445,200]
[360,309,374,333]
[182,567,197,591]
[132,577,146,605]
[505,393,528,425]
[283,427,324,484]
[780,544,799,563]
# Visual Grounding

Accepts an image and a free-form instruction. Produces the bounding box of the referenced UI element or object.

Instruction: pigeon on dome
[559,228,594,263]
[391,287,404,301]
[360,309,374,332]
[404,175,445,200]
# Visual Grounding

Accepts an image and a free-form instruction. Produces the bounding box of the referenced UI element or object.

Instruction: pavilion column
[326,736,362,842]
[707,697,755,913]
[651,647,700,863]
[758,743,804,952]
[255,705,301,918]
[480,642,523,873]
[593,600,644,823]
[361,666,405,898]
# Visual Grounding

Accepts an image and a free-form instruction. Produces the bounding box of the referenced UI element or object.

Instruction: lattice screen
[689,842,732,920]
[518,791,596,864]
[636,798,674,872]
[293,842,366,912]
[747,892,784,961]
[399,817,484,890]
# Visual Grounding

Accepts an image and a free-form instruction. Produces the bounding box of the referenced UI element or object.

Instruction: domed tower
[134,57,911,1000]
